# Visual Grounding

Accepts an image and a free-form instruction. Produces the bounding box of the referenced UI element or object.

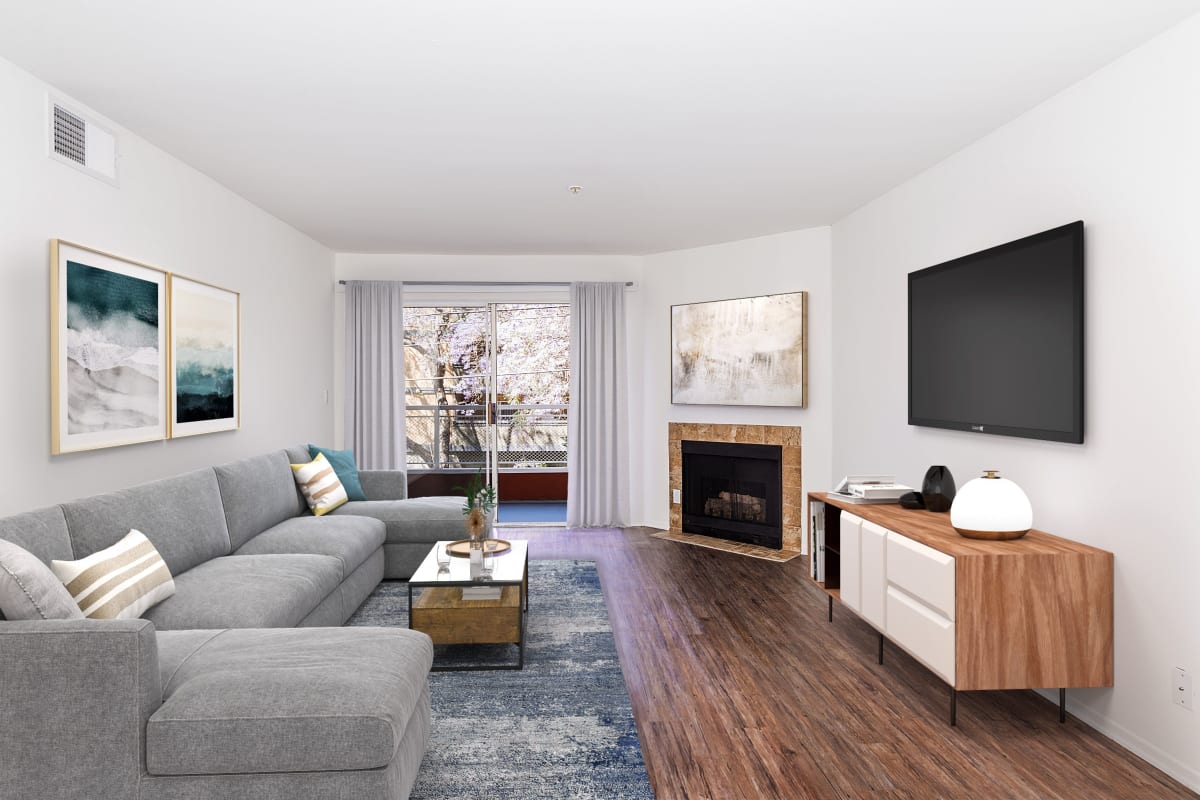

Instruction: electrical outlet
[672,489,681,504]
[1174,667,1192,710]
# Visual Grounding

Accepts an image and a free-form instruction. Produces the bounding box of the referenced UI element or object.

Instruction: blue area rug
[347,560,654,799]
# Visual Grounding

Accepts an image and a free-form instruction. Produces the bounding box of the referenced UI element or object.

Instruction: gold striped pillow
[51,529,175,620]
[291,451,349,516]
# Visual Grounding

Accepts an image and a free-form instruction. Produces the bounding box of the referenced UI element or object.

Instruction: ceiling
[0,1,1197,255]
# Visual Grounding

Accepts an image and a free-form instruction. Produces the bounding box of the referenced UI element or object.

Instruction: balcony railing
[406,403,568,470]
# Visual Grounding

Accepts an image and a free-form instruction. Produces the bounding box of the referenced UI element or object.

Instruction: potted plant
[455,469,498,542]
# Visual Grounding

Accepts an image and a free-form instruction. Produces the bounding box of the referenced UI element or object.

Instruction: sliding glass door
[403,302,569,525]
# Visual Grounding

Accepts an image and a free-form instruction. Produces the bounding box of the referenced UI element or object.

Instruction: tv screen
[908,221,1084,444]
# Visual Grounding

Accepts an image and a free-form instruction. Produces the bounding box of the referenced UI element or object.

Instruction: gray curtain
[344,281,406,470]
[567,282,629,528]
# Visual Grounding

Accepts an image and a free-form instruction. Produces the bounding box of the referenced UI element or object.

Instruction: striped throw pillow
[51,530,175,620]
[291,451,349,516]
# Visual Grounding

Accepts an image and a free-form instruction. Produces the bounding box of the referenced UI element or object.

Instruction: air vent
[47,97,118,185]
[52,105,86,165]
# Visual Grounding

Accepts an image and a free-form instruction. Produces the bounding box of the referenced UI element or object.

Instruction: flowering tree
[403,304,569,468]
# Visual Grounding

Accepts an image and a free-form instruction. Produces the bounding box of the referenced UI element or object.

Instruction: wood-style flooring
[505,526,1197,800]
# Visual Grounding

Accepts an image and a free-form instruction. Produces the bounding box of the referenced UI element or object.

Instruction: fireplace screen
[681,440,782,549]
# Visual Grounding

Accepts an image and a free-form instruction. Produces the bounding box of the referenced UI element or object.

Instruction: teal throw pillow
[307,445,367,502]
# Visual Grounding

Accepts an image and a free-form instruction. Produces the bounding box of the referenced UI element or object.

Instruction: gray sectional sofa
[0,445,467,800]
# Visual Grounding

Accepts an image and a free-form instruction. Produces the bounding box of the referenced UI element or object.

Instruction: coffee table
[407,539,529,671]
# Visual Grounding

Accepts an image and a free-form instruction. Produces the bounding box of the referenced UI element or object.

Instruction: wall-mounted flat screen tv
[908,221,1084,444]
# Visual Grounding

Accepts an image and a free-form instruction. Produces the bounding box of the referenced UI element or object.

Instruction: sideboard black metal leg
[1059,688,1067,723]
[950,688,957,727]
[878,633,884,665]
[828,595,833,622]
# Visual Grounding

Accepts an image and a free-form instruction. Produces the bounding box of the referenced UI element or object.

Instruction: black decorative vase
[921,466,956,512]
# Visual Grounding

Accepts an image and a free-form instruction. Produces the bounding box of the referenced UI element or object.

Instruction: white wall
[336,230,834,534]
[332,253,645,520]
[831,16,1200,789]
[0,57,335,515]
[640,227,833,532]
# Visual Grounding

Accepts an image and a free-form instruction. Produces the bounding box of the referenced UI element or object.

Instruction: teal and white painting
[170,276,239,437]
[52,241,168,453]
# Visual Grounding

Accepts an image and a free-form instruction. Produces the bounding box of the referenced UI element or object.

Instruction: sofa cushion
[329,496,466,545]
[233,515,384,579]
[52,530,175,620]
[0,505,75,563]
[60,469,232,576]
[0,538,83,620]
[285,444,319,509]
[156,629,225,691]
[307,444,367,501]
[142,554,342,630]
[214,451,306,550]
[146,626,433,776]
[358,469,408,500]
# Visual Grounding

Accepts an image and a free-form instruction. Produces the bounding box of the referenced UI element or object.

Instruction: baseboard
[1037,689,1200,793]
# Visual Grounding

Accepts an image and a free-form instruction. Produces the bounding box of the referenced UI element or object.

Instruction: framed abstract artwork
[50,240,169,454]
[671,291,808,407]
[169,275,240,437]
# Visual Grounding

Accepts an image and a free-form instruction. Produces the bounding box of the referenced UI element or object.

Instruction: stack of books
[830,475,914,504]
[461,586,502,601]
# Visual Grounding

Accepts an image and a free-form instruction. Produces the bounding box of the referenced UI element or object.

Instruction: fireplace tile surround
[660,422,803,561]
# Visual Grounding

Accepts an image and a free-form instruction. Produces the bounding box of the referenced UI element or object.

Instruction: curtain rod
[337,280,633,286]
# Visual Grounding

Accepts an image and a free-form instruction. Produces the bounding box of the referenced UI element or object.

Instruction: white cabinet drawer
[886,585,956,685]
[886,532,955,620]
[859,520,887,630]
[840,512,863,613]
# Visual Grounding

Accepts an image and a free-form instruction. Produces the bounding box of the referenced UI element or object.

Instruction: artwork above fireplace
[670,292,808,408]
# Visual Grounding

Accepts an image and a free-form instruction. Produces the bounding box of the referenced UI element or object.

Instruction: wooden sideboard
[808,492,1113,725]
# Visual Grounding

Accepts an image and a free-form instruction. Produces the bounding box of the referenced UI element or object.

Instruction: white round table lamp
[950,470,1032,540]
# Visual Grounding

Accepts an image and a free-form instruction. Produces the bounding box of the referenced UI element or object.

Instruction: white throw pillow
[51,529,175,620]
[291,451,349,516]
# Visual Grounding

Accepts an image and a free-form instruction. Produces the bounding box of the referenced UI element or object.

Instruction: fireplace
[681,440,783,550]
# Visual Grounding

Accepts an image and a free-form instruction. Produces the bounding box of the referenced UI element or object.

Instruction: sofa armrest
[0,619,161,800]
[358,469,409,501]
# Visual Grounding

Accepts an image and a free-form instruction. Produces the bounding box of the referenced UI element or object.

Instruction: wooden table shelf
[407,540,530,671]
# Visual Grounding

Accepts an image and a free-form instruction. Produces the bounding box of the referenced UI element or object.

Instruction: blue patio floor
[497,501,567,524]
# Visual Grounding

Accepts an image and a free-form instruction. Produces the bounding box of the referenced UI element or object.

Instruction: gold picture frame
[168,275,241,437]
[50,240,169,454]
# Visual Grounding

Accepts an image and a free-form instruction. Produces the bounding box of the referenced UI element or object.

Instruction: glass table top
[409,540,528,586]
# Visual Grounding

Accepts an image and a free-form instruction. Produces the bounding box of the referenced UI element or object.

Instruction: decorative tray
[446,538,512,558]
